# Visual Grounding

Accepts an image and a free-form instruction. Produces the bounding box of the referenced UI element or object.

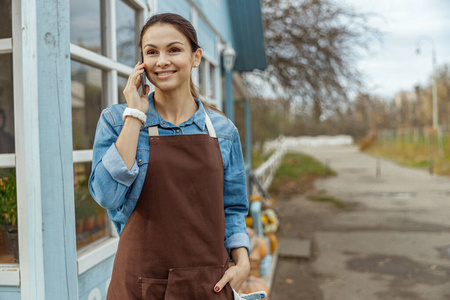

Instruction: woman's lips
[155,71,177,79]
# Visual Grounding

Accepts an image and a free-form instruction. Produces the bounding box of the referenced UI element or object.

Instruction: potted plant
[0,169,18,262]
[75,183,98,233]
[82,198,98,231]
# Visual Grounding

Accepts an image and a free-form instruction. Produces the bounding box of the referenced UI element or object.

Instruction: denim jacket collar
[144,92,206,131]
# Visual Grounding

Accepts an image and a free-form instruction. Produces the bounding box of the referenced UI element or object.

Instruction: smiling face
[141,24,202,94]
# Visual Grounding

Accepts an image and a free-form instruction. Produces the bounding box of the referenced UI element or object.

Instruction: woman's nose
[156,54,170,68]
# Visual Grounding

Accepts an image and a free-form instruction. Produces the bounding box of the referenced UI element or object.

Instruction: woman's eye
[147,50,157,55]
[169,48,181,53]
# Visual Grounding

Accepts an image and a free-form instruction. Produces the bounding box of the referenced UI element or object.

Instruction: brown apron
[107,112,234,300]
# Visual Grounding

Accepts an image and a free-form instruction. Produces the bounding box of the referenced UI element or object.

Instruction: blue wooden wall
[157,0,191,21]
[194,0,235,48]
[0,286,20,300]
[77,256,115,300]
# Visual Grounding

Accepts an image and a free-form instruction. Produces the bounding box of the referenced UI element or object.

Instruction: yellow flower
[11,209,15,213]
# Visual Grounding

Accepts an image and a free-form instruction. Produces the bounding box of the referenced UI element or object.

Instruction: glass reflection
[0,54,14,154]
[198,60,205,97]
[209,64,216,98]
[70,0,102,54]
[118,75,127,104]
[116,0,138,66]
[0,0,12,39]
[0,168,18,263]
[74,162,109,250]
[71,60,103,150]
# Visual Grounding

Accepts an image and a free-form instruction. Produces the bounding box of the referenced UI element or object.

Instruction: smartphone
[140,50,146,94]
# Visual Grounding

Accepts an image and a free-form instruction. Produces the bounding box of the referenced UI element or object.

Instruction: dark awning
[228,0,267,72]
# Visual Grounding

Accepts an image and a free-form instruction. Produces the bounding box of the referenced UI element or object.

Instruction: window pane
[116,0,138,66]
[74,163,109,250]
[0,54,15,154]
[71,61,104,150]
[199,60,205,97]
[0,168,18,263]
[118,75,127,104]
[0,0,12,39]
[70,0,102,54]
[209,64,216,99]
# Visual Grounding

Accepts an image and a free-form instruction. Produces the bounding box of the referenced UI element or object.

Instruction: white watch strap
[123,107,147,123]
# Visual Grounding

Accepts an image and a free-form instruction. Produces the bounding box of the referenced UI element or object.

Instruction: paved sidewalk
[271,145,450,300]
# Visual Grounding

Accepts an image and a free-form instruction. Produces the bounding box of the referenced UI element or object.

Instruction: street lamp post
[416,35,443,156]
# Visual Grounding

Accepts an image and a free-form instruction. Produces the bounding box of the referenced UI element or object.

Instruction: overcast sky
[342,0,450,99]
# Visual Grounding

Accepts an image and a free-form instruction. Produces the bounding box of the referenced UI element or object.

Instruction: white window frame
[70,0,151,275]
[199,55,220,106]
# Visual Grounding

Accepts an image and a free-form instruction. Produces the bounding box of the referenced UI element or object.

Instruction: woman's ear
[193,48,202,67]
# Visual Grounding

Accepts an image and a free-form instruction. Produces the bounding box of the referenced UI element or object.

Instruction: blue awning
[228,0,267,72]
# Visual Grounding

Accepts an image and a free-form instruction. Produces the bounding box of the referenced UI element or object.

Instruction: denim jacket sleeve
[223,128,251,256]
[88,107,139,210]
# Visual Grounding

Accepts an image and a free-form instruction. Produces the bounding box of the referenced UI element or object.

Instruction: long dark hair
[139,13,224,115]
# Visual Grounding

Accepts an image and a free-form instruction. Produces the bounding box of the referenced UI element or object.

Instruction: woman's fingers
[126,62,145,89]
[123,62,148,111]
[125,63,145,88]
[132,64,145,88]
[214,270,233,293]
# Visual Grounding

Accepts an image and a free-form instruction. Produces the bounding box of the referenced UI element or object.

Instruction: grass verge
[269,153,336,198]
[364,138,450,176]
[307,194,354,209]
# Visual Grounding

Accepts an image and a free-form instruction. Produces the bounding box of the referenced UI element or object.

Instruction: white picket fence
[252,135,353,193]
[263,135,353,152]
[252,146,286,194]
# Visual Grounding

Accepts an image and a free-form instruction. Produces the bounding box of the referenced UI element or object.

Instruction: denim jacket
[88,93,250,255]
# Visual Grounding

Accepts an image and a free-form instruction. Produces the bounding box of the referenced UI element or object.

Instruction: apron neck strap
[204,111,217,138]
[148,112,217,138]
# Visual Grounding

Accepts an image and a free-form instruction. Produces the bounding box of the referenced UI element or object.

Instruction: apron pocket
[164,265,233,300]
[139,277,168,300]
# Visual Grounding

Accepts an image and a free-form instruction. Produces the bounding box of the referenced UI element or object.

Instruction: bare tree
[246,0,380,122]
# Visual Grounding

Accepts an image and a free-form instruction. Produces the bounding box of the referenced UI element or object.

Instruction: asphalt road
[270,145,450,300]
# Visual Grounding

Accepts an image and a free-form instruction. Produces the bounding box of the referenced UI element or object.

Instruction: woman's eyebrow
[143,41,184,49]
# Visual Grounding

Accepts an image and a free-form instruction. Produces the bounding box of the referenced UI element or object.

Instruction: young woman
[89,13,262,299]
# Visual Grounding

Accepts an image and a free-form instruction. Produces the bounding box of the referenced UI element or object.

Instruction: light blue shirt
[88,92,250,256]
